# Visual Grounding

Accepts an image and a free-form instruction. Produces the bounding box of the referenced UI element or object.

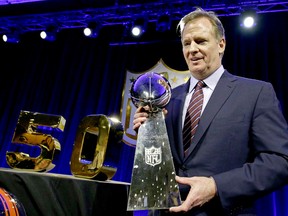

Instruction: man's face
[181,17,226,80]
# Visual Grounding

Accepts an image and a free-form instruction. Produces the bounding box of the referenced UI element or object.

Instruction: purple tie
[182,81,205,156]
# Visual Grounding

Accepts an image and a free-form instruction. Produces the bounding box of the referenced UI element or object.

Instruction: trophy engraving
[127,72,181,210]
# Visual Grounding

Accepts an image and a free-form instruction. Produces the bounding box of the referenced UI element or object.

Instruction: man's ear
[219,38,226,55]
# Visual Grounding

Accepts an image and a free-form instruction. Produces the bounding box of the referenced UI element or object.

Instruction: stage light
[131,17,147,37]
[83,22,102,38]
[40,31,57,41]
[240,9,257,29]
[40,26,58,41]
[156,14,171,32]
[2,33,20,43]
[243,16,255,28]
[131,26,142,37]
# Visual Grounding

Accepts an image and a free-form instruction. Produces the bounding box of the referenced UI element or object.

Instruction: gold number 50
[6,110,124,180]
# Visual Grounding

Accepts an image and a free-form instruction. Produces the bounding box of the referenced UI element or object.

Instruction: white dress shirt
[182,65,225,127]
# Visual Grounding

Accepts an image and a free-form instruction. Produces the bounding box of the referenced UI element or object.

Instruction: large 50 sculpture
[6,110,123,181]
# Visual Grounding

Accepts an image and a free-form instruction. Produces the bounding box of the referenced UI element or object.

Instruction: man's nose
[189,41,198,52]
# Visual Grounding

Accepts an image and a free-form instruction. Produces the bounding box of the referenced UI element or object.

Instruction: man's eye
[183,42,190,46]
[197,40,206,44]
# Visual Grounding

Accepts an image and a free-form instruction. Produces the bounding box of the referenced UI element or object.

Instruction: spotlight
[131,17,147,37]
[40,31,56,41]
[2,33,20,43]
[83,22,102,38]
[243,16,255,28]
[240,9,257,29]
[156,14,171,32]
[40,26,58,41]
[131,26,143,37]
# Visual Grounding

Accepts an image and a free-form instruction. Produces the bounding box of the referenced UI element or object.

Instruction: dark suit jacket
[163,70,288,215]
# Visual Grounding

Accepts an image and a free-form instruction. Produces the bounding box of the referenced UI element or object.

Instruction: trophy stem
[127,111,181,210]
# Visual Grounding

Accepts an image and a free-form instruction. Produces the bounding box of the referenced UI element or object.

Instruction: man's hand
[132,106,149,131]
[132,106,168,132]
[169,176,217,213]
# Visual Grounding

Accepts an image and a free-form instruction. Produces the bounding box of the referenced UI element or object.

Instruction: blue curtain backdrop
[0,11,287,215]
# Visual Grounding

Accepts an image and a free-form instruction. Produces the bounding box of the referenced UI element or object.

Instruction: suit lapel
[185,71,237,158]
[169,82,189,162]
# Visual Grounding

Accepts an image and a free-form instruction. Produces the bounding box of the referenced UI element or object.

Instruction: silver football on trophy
[130,72,171,109]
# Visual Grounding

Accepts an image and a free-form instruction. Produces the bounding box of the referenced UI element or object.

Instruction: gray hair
[177,7,225,41]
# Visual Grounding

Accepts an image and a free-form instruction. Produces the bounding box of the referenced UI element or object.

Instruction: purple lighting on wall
[0,0,45,5]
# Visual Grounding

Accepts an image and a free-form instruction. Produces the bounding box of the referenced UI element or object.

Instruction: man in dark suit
[133,7,288,216]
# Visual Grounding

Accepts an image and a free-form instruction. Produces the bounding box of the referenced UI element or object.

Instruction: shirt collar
[188,65,225,93]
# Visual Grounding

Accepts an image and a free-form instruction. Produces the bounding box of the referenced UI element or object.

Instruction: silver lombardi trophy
[127,72,181,211]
